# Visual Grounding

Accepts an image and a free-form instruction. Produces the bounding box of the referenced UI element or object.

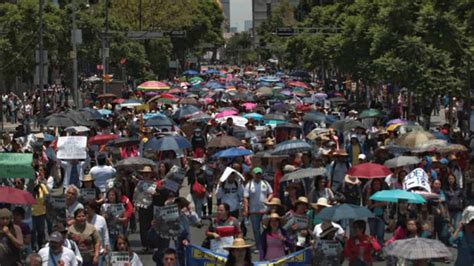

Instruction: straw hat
[264,197,282,207]
[311,197,332,209]
[224,238,252,249]
[262,212,283,227]
[295,196,310,206]
[333,149,348,156]
[138,165,154,173]
[83,174,94,182]
[264,137,275,147]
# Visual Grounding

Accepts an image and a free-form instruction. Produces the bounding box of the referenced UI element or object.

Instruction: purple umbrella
[387,119,407,126]
[314,93,328,99]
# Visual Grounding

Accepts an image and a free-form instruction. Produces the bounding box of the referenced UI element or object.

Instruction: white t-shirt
[244,179,273,213]
[216,180,244,212]
[89,214,110,249]
[89,165,116,192]
[38,246,78,266]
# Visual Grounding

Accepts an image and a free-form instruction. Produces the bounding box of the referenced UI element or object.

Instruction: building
[220,0,231,32]
[244,20,253,32]
[252,0,299,37]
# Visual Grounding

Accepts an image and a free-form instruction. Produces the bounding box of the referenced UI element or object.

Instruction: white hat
[462,206,474,224]
[358,154,367,160]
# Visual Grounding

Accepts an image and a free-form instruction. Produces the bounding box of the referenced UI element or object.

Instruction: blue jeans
[450,210,462,228]
[192,194,205,218]
[249,213,263,251]
[31,214,46,250]
[368,216,385,247]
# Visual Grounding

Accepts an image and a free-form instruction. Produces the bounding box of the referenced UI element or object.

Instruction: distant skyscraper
[252,0,299,37]
[244,20,253,32]
[220,0,231,32]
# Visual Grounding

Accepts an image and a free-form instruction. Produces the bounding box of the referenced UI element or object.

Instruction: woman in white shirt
[113,234,143,266]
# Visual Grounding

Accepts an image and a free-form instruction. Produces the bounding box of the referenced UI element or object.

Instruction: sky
[230,0,252,32]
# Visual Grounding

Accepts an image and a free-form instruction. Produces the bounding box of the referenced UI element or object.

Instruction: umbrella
[384,238,451,260]
[172,105,201,120]
[92,118,111,128]
[306,128,330,140]
[213,147,253,158]
[272,140,312,155]
[329,97,346,103]
[438,143,468,153]
[275,123,302,131]
[386,119,407,126]
[144,136,191,151]
[64,110,94,127]
[98,93,117,99]
[303,112,327,122]
[256,86,273,95]
[182,69,199,76]
[178,97,199,105]
[0,186,37,205]
[288,80,310,89]
[187,112,213,123]
[413,139,448,152]
[215,116,248,127]
[314,92,328,99]
[263,113,287,121]
[359,108,384,119]
[145,116,175,127]
[370,189,426,204]
[281,168,327,182]
[384,156,420,168]
[120,99,143,108]
[137,81,170,91]
[208,135,242,148]
[242,102,257,110]
[112,98,125,104]
[431,131,449,141]
[64,126,90,134]
[330,120,366,132]
[204,69,220,75]
[188,76,204,84]
[347,163,392,178]
[316,204,374,221]
[395,131,436,148]
[215,110,238,118]
[243,113,263,121]
[79,108,102,120]
[115,157,156,170]
[106,137,140,148]
[254,151,289,159]
[45,114,77,128]
[98,109,112,116]
[88,134,118,146]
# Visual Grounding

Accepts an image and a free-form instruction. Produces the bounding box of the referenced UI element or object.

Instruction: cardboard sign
[153,204,180,238]
[0,153,34,179]
[57,136,87,159]
[81,188,96,202]
[110,252,130,266]
[403,168,431,192]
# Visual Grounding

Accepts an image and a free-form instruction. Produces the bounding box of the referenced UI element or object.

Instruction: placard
[163,179,180,193]
[219,167,245,183]
[57,136,87,159]
[293,214,309,229]
[165,165,186,183]
[153,204,180,238]
[46,194,66,224]
[210,236,233,256]
[110,252,129,266]
[403,168,431,192]
[81,188,96,202]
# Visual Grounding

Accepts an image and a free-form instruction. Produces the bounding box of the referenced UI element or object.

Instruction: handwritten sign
[81,188,96,202]
[110,252,129,266]
[403,168,431,192]
[57,136,87,159]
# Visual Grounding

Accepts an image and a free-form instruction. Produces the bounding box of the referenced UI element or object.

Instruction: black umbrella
[289,70,311,79]
[275,123,302,131]
[115,157,156,170]
[145,116,175,127]
[316,204,374,221]
[64,110,93,126]
[107,137,140,148]
[45,114,77,128]
[93,118,111,128]
[263,113,287,121]
[303,112,327,122]
[172,105,201,120]
[330,119,366,132]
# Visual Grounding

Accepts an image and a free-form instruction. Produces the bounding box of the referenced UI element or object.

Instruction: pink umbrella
[288,81,310,89]
[215,110,238,118]
[242,102,257,110]
[203,97,214,105]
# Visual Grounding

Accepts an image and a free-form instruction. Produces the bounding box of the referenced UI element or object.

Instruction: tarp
[0,153,34,179]
[185,244,312,266]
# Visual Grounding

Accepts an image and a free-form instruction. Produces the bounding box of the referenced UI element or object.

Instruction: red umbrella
[347,162,392,178]
[288,81,309,89]
[112,98,125,104]
[0,186,37,205]
[88,134,118,146]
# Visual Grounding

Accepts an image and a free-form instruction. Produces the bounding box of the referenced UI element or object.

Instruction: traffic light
[102,74,113,84]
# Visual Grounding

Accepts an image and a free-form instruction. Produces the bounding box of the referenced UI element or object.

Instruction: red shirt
[344,234,381,265]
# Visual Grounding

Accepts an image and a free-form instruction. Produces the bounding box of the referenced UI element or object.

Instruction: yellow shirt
[352,144,360,165]
[31,184,48,216]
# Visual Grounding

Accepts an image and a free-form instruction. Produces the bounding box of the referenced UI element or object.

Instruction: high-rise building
[244,20,253,32]
[252,0,299,37]
[220,0,231,32]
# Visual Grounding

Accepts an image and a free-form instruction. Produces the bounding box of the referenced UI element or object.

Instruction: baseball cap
[252,167,263,174]
[48,231,63,243]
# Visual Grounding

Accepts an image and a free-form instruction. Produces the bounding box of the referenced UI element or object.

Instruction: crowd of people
[0,67,472,266]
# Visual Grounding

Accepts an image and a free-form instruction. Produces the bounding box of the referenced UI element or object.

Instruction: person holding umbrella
[343,220,381,266]
[451,206,474,266]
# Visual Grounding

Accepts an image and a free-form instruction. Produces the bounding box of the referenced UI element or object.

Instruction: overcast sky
[230,0,252,31]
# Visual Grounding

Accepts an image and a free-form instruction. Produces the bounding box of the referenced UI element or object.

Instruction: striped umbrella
[272,140,312,155]
[384,238,451,260]
[137,81,170,91]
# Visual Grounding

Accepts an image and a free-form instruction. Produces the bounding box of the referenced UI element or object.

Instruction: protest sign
[403,168,431,192]
[210,236,233,256]
[80,188,96,202]
[103,203,125,240]
[110,252,130,266]
[163,179,180,193]
[153,204,180,238]
[57,136,87,160]
[219,167,245,183]
[46,194,66,224]
[293,214,308,229]
[0,153,34,179]
[165,165,186,183]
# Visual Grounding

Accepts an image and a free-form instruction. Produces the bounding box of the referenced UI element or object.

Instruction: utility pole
[39,0,45,119]
[102,0,109,93]
[71,0,79,108]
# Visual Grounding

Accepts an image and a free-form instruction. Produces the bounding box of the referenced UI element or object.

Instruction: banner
[57,136,87,159]
[185,244,312,266]
[403,168,431,192]
[0,153,34,179]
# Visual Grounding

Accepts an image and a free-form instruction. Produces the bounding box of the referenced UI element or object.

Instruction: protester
[343,220,381,266]
[0,208,23,265]
[224,238,253,266]
[67,208,100,266]
[114,235,143,266]
[260,213,291,260]
[38,231,78,266]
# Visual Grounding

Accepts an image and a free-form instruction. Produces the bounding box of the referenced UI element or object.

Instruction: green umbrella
[359,108,384,119]
[188,76,203,84]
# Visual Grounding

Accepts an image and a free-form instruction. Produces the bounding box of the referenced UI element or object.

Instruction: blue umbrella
[172,105,201,120]
[431,131,449,141]
[144,136,191,151]
[205,69,220,75]
[213,147,253,158]
[243,113,263,121]
[98,109,112,116]
[205,81,225,90]
[316,204,374,221]
[143,112,166,120]
[264,120,287,126]
[370,189,426,204]
[272,140,312,155]
[258,76,280,83]
[182,69,199,76]
[144,116,175,127]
